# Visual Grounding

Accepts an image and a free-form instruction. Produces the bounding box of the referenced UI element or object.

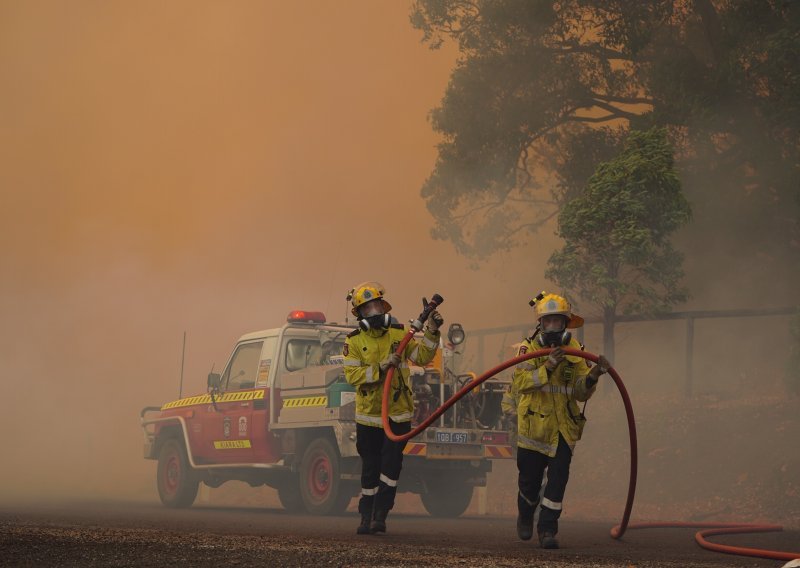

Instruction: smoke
[1,2,796,527]
[0,1,547,506]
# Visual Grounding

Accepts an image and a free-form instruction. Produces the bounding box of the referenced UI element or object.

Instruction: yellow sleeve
[405,329,440,366]
[512,340,550,393]
[501,383,518,415]
[571,349,596,402]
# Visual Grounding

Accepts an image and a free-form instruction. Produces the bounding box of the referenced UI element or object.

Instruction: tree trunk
[602,305,616,362]
[602,306,616,393]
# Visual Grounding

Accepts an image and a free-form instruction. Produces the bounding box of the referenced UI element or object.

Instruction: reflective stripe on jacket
[512,336,596,456]
[343,326,439,427]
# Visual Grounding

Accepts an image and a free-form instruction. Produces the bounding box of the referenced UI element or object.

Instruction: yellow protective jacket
[343,325,440,428]
[512,336,596,456]
[501,383,518,417]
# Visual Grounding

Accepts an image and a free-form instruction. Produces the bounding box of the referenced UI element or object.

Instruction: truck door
[252,336,279,463]
[201,339,263,463]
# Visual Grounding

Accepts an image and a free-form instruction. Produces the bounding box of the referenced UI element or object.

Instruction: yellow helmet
[532,292,584,329]
[348,281,392,316]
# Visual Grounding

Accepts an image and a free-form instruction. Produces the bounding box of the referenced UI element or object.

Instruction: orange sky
[0,2,793,503]
[0,1,558,499]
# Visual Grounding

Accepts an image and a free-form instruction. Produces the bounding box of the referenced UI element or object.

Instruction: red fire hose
[381,329,799,562]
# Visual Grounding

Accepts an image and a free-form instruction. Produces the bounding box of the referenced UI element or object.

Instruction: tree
[545,127,691,361]
[411,0,800,275]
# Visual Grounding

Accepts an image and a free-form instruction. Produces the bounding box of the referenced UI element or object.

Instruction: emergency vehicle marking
[161,390,265,410]
[213,440,252,449]
[403,443,427,456]
[484,445,514,458]
[283,396,327,408]
[258,359,271,382]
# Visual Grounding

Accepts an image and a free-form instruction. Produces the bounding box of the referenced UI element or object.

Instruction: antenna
[179,331,186,398]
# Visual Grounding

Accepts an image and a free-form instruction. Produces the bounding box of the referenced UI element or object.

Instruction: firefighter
[512,292,610,549]
[343,281,442,535]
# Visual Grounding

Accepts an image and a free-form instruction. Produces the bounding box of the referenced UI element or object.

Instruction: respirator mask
[358,301,390,331]
[537,315,571,347]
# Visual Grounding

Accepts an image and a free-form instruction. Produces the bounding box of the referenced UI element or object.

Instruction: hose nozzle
[411,293,444,331]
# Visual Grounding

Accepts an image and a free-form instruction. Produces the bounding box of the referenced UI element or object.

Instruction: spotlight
[447,323,466,346]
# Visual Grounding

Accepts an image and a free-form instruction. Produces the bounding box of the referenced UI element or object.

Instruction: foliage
[411,0,800,262]
[545,127,691,316]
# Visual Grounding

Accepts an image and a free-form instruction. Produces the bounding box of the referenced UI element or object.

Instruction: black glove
[425,309,444,333]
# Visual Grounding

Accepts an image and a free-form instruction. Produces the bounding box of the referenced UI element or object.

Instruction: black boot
[538,531,559,549]
[371,509,387,534]
[357,494,375,535]
[516,492,535,541]
[516,514,533,541]
[356,513,372,535]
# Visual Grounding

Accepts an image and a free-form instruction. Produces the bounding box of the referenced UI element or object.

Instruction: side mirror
[207,372,221,391]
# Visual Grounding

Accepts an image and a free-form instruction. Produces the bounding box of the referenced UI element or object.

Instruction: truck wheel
[420,480,473,518]
[157,438,199,508]
[277,481,304,513]
[298,438,349,515]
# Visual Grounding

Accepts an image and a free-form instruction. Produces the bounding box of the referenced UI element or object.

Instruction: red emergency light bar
[287,310,326,324]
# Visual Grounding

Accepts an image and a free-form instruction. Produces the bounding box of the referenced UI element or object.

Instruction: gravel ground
[1,502,796,567]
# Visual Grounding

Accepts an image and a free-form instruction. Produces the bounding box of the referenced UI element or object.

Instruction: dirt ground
[2,501,797,567]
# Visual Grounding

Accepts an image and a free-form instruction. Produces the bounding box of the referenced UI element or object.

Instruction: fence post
[685,317,694,398]
[477,334,485,374]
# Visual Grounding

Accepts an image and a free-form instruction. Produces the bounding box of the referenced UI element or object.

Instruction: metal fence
[470,306,799,397]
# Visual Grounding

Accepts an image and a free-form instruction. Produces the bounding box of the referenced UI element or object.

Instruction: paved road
[1,501,797,567]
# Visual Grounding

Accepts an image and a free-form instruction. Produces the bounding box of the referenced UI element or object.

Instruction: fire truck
[140,310,513,517]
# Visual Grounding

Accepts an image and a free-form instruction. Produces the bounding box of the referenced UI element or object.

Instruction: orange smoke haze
[1,2,795,524]
[0,1,551,502]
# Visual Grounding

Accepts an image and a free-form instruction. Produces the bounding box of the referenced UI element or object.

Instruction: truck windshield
[221,341,263,390]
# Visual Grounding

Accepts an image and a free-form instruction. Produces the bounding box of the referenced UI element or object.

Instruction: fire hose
[379,295,799,562]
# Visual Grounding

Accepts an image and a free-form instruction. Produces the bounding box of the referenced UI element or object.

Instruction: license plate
[435,430,469,444]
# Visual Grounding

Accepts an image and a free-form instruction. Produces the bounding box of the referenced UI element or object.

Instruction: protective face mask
[360,313,390,331]
[540,330,571,347]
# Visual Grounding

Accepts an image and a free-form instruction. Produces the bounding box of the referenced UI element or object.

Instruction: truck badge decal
[223,417,231,439]
[238,416,247,437]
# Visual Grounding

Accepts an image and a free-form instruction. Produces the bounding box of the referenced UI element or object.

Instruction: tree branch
[590,99,643,120]
[589,92,653,105]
